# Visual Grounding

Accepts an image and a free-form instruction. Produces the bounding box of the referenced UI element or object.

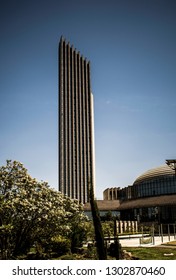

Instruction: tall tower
[59,37,95,204]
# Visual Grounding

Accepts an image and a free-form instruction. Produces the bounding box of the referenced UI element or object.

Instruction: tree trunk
[89,183,107,260]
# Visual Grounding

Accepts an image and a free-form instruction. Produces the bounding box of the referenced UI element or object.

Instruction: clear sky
[0,0,176,199]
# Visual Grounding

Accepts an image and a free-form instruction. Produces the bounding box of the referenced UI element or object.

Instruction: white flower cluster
[0,160,88,258]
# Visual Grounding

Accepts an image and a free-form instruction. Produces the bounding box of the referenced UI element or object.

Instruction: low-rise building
[84,161,176,223]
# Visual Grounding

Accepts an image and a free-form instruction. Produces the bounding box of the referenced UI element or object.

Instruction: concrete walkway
[118,235,176,247]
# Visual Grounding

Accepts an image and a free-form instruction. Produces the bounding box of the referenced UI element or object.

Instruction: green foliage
[101,211,114,221]
[43,235,71,258]
[0,160,88,259]
[102,221,114,238]
[84,221,94,241]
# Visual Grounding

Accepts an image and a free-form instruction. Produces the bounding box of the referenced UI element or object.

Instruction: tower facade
[59,37,95,204]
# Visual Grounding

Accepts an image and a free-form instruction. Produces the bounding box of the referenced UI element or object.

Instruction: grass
[162,240,176,246]
[123,246,176,260]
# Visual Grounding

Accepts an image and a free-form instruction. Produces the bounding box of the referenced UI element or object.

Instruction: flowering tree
[0,160,88,259]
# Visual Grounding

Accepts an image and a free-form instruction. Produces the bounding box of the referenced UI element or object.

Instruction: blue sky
[0,0,176,199]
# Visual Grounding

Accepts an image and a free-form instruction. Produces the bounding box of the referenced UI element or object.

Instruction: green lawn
[162,241,176,246]
[123,246,176,260]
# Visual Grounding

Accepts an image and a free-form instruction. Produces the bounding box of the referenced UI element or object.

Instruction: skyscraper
[59,37,95,204]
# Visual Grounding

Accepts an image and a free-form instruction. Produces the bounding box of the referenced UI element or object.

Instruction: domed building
[84,160,176,223]
[113,161,176,223]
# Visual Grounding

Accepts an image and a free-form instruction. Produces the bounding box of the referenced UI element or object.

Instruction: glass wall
[121,206,176,223]
[120,175,176,200]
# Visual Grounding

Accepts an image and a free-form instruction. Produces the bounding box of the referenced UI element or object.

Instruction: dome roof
[133,164,175,185]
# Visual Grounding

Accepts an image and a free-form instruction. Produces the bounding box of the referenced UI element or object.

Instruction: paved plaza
[119,234,176,247]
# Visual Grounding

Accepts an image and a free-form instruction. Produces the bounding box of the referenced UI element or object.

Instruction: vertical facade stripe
[59,37,95,204]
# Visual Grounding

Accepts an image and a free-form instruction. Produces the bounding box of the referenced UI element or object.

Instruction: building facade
[118,163,176,223]
[59,37,95,204]
[103,187,120,200]
[84,161,176,223]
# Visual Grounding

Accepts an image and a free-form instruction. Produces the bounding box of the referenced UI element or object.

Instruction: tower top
[59,36,90,64]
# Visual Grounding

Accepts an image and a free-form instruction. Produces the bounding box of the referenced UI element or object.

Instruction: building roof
[118,194,176,210]
[84,200,120,211]
[133,164,174,185]
[84,194,176,212]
